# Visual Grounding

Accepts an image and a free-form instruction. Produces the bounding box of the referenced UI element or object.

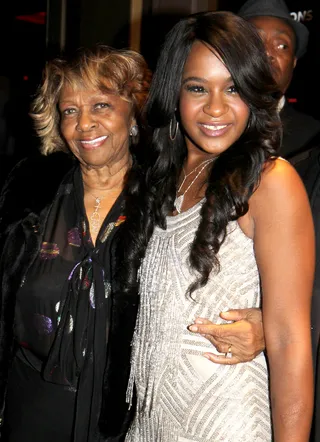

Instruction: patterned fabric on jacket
[0,152,138,441]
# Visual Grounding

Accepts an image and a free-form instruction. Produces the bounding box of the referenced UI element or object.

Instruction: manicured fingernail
[189,325,198,332]
[195,319,203,324]
[203,354,210,359]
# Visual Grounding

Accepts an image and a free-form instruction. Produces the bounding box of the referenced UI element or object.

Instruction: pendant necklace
[89,194,105,234]
[174,158,215,213]
[87,186,122,234]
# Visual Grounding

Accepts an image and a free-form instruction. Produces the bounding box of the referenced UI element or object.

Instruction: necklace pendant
[174,194,184,213]
[91,198,102,234]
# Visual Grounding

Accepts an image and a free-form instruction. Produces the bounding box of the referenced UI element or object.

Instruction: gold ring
[225,345,232,358]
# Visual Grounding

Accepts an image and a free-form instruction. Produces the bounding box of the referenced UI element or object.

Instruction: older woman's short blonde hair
[30,45,151,155]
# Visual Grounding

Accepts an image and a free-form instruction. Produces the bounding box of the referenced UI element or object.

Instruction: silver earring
[130,125,139,137]
[169,116,179,141]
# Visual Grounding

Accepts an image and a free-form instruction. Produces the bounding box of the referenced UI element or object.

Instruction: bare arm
[251,159,314,442]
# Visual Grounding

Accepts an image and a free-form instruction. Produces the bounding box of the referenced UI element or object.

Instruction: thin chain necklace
[88,193,105,234]
[86,185,123,234]
[177,158,214,193]
[174,158,214,213]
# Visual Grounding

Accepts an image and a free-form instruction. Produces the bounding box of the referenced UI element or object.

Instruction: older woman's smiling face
[59,85,135,169]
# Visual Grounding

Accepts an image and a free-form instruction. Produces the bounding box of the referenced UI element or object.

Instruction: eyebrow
[274,30,292,40]
[258,28,291,39]
[181,75,233,85]
[59,100,74,106]
[59,93,115,104]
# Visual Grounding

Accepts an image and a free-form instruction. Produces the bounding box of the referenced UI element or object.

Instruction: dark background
[0,0,319,185]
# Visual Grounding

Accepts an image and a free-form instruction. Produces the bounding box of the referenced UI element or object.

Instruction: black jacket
[280,102,320,160]
[279,103,320,364]
[0,152,137,440]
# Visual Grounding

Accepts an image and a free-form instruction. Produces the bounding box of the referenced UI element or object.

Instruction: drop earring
[130,125,139,137]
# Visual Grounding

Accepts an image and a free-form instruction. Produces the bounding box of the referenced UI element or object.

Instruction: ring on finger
[225,345,232,359]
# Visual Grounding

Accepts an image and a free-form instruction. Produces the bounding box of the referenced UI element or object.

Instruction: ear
[131,117,137,127]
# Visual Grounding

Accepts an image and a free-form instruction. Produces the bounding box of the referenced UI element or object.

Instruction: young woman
[121,11,314,442]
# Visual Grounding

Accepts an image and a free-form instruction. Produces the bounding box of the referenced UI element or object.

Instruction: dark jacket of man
[279,103,320,363]
[280,101,320,160]
[269,102,320,442]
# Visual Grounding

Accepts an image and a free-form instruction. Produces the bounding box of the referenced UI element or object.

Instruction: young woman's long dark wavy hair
[119,11,282,296]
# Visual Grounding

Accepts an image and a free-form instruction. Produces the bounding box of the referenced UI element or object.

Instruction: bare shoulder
[250,158,309,218]
[259,157,304,194]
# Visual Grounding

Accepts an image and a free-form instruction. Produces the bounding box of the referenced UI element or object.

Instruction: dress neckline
[166,198,204,225]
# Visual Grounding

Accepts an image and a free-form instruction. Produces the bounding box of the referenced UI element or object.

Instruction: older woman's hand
[188,308,264,365]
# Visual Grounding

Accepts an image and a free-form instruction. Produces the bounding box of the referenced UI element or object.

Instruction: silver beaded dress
[125,201,272,442]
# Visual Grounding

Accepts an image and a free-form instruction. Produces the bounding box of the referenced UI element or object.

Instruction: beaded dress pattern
[125,201,272,442]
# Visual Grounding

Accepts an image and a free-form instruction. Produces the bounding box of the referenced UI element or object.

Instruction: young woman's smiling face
[179,41,250,160]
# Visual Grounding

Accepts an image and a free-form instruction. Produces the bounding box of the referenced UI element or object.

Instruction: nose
[264,42,276,66]
[203,93,228,118]
[266,50,276,66]
[76,110,98,132]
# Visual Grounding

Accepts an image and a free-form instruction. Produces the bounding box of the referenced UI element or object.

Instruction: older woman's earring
[169,116,179,141]
[130,125,139,137]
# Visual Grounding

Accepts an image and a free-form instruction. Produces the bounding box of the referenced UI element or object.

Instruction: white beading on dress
[126,201,272,442]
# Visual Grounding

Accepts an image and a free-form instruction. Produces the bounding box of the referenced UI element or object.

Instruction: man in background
[238,0,320,160]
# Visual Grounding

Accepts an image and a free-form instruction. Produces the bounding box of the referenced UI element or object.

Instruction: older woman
[0,45,150,442]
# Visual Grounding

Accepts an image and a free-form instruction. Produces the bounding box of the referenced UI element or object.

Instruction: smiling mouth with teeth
[80,135,108,145]
[201,124,228,130]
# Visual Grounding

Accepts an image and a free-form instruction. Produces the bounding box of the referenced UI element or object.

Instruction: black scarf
[42,167,125,441]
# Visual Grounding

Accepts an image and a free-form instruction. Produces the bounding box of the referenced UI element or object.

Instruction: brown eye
[227,85,238,94]
[185,85,206,93]
[277,43,288,51]
[94,102,111,109]
[62,108,77,116]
